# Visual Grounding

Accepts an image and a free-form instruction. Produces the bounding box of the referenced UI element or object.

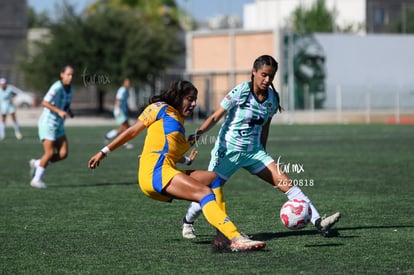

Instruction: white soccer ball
[280,199,312,230]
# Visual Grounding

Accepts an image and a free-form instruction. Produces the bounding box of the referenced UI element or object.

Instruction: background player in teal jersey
[0,78,22,140]
[29,65,75,189]
[104,78,133,149]
[181,55,340,243]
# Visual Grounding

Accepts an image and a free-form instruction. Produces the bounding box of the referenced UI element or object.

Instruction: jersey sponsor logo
[238,129,250,137]
[248,116,265,126]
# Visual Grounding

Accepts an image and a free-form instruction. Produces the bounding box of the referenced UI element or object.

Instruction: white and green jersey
[217,81,279,152]
[115,86,129,115]
[39,80,73,129]
[0,85,16,114]
[0,85,16,104]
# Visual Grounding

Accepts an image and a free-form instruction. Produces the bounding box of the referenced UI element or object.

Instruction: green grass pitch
[1,123,413,274]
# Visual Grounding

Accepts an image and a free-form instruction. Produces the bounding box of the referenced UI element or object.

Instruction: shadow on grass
[203,224,413,252]
[48,182,135,188]
[335,225,414,231]
[253,225,414,241]
[254,229,321,241]
[211,246,272,254]
[192,239,271,254]
[304,243,344,247]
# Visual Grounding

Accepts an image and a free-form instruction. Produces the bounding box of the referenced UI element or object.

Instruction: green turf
[1,124,413,274]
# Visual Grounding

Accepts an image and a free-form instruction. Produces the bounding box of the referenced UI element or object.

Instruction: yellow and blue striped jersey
[138,102,190,163]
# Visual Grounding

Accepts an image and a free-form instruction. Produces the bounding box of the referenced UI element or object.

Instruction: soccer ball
[280,199,312,230]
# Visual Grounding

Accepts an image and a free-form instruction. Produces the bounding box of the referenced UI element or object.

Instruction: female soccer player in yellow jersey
[87,80,266,252]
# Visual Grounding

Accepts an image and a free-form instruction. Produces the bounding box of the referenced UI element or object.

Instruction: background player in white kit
[104,78,133,149]
[181,55,340,244]
[0,78,22,140]
[29,65,75,189]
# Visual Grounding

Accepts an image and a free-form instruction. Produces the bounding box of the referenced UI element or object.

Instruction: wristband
[184,156,192,165]
[100,146,111,156]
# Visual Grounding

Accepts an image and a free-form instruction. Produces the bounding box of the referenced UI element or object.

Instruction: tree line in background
[22,0,414,112]
[22,0,185,112]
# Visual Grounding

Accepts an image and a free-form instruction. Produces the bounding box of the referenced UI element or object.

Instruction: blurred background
[1,0,413,124]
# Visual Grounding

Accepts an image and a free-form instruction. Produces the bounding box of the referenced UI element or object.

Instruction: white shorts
[1,102,16,115]
[38,122,65,141]
[113,107,128,124]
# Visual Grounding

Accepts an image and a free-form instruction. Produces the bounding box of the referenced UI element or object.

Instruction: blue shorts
[208,144,274,180]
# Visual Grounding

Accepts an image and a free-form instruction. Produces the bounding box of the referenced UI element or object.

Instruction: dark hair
[60,65,74,73]
[252,55,278,73]
[149,80,197,110]
[251,55,282,112]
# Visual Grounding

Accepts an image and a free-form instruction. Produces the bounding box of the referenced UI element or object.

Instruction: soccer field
[1,124,413,274]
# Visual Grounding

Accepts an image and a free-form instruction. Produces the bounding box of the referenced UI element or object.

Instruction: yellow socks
[200,193,240,240]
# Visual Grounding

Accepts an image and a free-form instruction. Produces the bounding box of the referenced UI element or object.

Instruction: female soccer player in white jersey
[0,78,22,140]
[104,78,134,149]
[181,55,340,244]
[29,65,75,189]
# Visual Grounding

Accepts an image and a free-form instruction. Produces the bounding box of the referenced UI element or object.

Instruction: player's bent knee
[56,151,68,161]
[199,193,216,207]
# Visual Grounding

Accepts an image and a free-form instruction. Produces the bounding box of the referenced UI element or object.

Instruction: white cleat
[182,222,196,239]
[30,180,47,189]
[316,212,341,237]
[230,235,266,252]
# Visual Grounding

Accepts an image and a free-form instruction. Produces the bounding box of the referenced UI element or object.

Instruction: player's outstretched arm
[88,120,146,169]
[198,106,227,134]
[188,107,227,145]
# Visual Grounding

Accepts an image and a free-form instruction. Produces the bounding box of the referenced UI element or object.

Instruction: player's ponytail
[270,83,283,113]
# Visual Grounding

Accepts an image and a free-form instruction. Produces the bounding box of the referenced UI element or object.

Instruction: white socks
[285,186,321,224]
[0,122,21,138]
[33,166,46,182]
[0,122,4,139]
[13,122,20,134]
[184,202,202,223]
